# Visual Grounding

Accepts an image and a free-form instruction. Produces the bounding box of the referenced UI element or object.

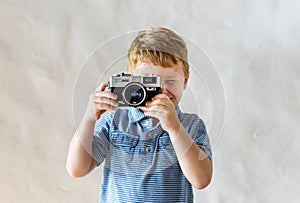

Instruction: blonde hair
[127,27,189,77]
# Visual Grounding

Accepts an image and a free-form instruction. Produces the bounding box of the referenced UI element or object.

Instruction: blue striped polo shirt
[92,106,212,203]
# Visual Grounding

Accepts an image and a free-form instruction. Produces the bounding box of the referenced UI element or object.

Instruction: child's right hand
[94,82,118,120]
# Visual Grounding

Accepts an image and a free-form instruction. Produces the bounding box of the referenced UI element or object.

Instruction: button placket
[147,132,153,139]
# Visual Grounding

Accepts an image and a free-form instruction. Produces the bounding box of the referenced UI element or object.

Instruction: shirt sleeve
[187,115,212,161]
[92,111,114,166]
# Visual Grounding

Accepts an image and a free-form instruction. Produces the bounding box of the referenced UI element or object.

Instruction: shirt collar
[128,107,147,123]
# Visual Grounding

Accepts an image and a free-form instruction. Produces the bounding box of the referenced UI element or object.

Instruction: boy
[66,27,212,202]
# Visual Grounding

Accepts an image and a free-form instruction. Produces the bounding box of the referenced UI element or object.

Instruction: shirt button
[144,120,150,125]
[147,132,153,139]
[145,146,151,152]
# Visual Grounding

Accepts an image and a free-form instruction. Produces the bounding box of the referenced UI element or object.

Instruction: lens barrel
[122,82,146,106]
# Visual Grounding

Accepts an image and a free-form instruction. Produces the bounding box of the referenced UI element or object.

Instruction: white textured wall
[1,1,299,202]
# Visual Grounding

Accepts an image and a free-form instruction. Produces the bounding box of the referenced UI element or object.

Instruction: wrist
[170,124,194,160]
[167,121,181,141]
[83,110,97,123]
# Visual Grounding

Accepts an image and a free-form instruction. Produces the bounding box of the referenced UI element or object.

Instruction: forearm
[66,111,97,178]
[169,124,212,189]
[178,142,212,189]
[66,84,118,177]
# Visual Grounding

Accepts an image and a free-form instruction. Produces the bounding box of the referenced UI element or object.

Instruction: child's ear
[183,75,189,90]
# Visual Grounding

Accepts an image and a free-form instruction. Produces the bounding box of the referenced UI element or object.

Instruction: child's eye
[165,80,177,84]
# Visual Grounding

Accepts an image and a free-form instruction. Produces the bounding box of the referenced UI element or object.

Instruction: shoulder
[180,111,205,126]
[179,112,207,134]
[94,111,114,134]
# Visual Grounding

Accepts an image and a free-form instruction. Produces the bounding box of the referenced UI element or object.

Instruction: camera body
[108,73,161,107]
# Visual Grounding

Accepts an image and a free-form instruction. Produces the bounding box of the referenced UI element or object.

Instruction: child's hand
[142,94,181,135]
[94,82,118,120]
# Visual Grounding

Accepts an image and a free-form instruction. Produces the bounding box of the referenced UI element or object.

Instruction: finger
[95,82,108,92]
[146,98,171,107]
[146,105,170,114]
[95,103,117,111]
[94,97,119,107]
[151,94,170,100]
[143,103,167,113]
[95,91,118,100]
[144,110,162,120]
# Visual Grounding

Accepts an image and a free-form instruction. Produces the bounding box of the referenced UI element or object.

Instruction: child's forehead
[134,62,184,77]
[133,65,184,79]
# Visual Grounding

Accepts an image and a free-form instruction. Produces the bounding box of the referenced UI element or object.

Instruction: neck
[152,117,159,127]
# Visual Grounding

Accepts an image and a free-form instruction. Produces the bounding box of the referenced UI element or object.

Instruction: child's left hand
[142,94,181,135]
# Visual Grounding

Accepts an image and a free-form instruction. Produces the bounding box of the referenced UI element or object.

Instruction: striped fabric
[92,106,212,203]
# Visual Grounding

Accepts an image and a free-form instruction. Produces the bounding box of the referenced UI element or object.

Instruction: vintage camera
[108,73,161,107]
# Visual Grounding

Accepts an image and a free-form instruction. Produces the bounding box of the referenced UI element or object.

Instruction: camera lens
[131,90,142,100]
[123,82,146,106]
